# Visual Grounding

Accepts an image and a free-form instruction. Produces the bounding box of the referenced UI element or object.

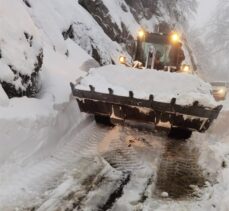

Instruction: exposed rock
[62,25,74,40]
[23,0,31,8]
[124,0,159,21]
[78,0,135,56]
[1,49,43,98]
[79,0,127,43]
[92,46,102,65]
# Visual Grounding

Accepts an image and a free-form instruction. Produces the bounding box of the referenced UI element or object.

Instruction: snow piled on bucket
[76,64,218,107]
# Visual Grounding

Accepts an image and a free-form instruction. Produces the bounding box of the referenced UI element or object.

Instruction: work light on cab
[119,56,126,64]
[218,88,226,95]
[138,29,145,39]
[170,32,180,43]
[181,65,190,73]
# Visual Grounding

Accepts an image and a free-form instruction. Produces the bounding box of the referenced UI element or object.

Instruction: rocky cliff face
[78,0,159,57]
[124,0,159,21]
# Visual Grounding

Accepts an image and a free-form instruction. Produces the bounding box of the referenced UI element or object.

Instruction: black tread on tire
[168,127,192,140]
[94,114,113,126]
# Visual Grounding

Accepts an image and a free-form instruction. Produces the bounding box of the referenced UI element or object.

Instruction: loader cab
[134,30,186,72]
[135,31,170,69]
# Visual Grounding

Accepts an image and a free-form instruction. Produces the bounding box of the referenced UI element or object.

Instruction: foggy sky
[191,0,218,27]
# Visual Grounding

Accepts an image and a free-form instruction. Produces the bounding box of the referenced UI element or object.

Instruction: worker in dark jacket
[154,51,164,70]
[169,42,185,71]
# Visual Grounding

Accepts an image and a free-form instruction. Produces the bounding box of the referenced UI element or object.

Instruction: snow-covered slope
[0,0,129,99]
[26,0,127,65]
[0,0,43,98]
[0,0,95,163]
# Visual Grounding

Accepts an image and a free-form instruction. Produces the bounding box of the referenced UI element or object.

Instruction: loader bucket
[70,83,222,133]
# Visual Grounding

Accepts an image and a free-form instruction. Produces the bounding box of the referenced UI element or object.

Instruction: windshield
[142,42,171,66]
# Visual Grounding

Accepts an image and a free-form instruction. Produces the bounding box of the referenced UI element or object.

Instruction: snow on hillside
[0,0,41,75]
[26,0,127,65]
[0,0,43,97]
[101,0,140,34]
[0,1,94,208]
[0,0,140,100]
[0,0,87,179]
[0,0,145,175]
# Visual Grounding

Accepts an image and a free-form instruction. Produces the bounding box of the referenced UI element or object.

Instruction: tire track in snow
[154,139,206,199]
[97,126,165,211]
[20,124,215,211]
[31,157,127,211]
[32,125,162,211]
[99,126,157,172]
[98,172,131,211]
[96,126,211,210]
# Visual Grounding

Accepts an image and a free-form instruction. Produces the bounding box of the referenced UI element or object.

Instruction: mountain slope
[0,0,197,98]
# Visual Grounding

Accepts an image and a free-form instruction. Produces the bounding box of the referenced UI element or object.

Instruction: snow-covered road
[0,112,223,211]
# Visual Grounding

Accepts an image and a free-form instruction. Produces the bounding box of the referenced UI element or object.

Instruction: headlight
[181,65,190,73]
[183,65,190,72]
[170,32,180,43]
[119,56,126,64]
[138,29,145,39]
[218,88,226,95]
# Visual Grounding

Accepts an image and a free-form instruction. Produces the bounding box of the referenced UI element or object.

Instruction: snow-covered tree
[207,1,229,52]
[205,0,229,78]
[160,0,197,26]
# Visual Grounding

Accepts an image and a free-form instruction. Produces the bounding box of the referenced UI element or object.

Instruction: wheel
[168,127,192,140]
[94,114,113,126]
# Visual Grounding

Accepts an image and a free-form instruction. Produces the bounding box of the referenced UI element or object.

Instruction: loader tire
[168,127,192,140]
[94,114,113,126]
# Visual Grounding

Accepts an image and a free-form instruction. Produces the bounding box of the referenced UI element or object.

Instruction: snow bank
[0,1,96,207]
[0,42,91,210]
[76,65,218,107]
